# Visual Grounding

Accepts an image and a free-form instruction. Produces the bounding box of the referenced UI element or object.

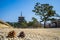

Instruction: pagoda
[18,12,25,23]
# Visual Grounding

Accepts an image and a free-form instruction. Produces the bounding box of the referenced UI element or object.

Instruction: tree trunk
[44,21,46,28]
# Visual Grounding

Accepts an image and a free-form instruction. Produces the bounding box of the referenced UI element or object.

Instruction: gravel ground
[0,28,60,40]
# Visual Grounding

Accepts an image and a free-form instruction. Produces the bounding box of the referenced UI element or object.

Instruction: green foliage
[32,17,41,28]
[32,17,38,23]
[14,23,19,28]
[32,2,56,28]
[6,22,13,26]
[21,22,27,28]
[27,17,41,28]
[28,21,33,27]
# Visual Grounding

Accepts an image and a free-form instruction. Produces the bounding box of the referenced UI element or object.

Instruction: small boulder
[18,31,25,38]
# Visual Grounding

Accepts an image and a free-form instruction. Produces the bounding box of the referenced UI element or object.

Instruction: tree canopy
[32,2,56,28]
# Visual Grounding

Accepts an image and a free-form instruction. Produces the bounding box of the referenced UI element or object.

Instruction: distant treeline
[6,17,42,28]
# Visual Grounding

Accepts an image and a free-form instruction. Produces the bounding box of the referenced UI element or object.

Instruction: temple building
[50,19,60,28]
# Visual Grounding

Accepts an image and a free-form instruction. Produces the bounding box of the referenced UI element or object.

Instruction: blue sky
[0,0,60,22]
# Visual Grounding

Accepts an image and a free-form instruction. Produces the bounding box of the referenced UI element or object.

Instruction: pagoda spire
[21,11,22,16]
